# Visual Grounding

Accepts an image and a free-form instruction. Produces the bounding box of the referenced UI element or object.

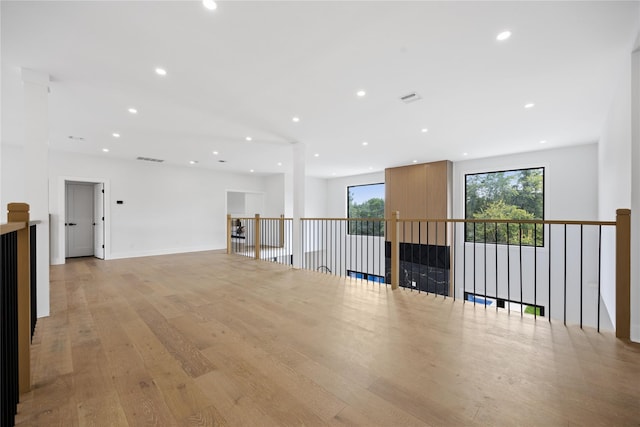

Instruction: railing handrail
[228,209,632,340]
[1,222,26,235]
[299,217,617,226]
[232,216,292,221]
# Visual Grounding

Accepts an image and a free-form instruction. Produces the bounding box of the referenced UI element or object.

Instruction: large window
[347,183,384,236]
[465,167,544,246]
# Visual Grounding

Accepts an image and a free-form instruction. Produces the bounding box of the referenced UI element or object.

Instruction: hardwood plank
[18,253,640,426]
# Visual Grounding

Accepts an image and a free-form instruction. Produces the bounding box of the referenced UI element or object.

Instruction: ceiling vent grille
[136,156,164,163]
[399,92,422,104]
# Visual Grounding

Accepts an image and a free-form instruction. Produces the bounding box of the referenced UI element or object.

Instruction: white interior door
[66,183,95,258]
[93,183,105,259]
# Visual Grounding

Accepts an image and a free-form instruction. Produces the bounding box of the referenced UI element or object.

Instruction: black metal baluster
[483,222,487,307]
[367,220,370,281]
[31,224,37,339]
[463,221,466,303]
[495,222,498,311]
[453,221,456,301]
[473,222,476,305]
[418,222,422,294]
[548,224,552,323]
[534,222,538,320]
[564,224,567,325]
[597,225,602,332]
[445,221,448,298]
[426,221,430,295]
[436,221,439,297]
[360,220,364,279]
[507,222,511,314]
[519,222,523,317]
[408,221,420,292]
[580,224,584,329]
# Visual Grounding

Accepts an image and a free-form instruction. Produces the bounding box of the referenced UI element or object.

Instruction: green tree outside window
[348,184,385,236]
[465,168,544,246]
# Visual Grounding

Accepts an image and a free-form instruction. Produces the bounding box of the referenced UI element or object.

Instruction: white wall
[598,38,640,341]
[304,176,328,218]
[264,174,285,217]
[598,58,632,334]
[48,151,271,263]
[226,192,245,215]
[1,144,50,317]
[453,144,603,326]
[631,47,640,342]
[0,144,26,222]
[326,171,385,217]
[455,144,599,221]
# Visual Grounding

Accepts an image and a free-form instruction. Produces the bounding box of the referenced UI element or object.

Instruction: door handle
[68,223,77,226]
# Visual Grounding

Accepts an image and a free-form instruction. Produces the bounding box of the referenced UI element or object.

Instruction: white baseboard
[108,245,223,260]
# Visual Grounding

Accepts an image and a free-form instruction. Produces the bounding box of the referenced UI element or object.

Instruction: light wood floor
[15,251,640,426]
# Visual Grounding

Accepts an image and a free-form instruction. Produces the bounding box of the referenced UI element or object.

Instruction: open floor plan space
[16,252,640,426]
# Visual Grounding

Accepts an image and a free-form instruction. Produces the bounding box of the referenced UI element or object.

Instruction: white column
[292,142,305,268]
[22,68,50,318]
[631,49,640,342]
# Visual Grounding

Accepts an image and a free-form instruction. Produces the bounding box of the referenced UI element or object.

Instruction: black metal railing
[1,230,20,427]
[227,212,630,336]
[229,216,293,266]
[301,218,387,282]
[299,217,618,331]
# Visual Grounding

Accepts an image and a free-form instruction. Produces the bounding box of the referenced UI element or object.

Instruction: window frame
[464,166,545,247]
[347,182,385,236]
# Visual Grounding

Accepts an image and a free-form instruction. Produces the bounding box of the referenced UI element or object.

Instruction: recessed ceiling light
[421,128,428,133]
[189,160,198,165]
[524,103,535,109]
[250,169,254,173]
[112,133,120,138]
[128,107,138,114]
[496,30,512,41]
[212,151,219,155]
[540,140,547,144]
[277,162,282,166]
[362,141,368,146]
[292,116,300,123]
[314,153,319,157]
[412,160,418,163]
[155,68,167,76]
[356,90,366,97]
[202,0,217,10]
[369,166,373,170]
[102,148,109,153]
[463,152,468,156]
[245,136,252,141]
[331,172,337,176]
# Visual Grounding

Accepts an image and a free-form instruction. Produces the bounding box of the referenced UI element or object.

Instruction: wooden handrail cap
[8,202,30,212]
[616,209,631,215]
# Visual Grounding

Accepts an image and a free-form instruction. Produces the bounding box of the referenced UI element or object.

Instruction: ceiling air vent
[136,156,164,163]
[399,92,422,104]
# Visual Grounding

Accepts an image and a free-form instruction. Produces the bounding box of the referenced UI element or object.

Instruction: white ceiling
[2,1,639,177]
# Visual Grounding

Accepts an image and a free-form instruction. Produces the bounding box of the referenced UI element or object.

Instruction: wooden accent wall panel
[385,160,452,245]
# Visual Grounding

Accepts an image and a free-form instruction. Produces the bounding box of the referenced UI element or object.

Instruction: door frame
[54,176,110,265]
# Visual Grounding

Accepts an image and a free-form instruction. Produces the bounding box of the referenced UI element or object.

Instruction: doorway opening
[65,181,105,259]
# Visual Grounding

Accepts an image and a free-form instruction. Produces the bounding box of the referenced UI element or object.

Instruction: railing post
[226,214,232,254]
[255,213,261,260]
[391,211,400,290]
[7,202,31,393]
[279,214,285,248]
[616,208,631,340]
